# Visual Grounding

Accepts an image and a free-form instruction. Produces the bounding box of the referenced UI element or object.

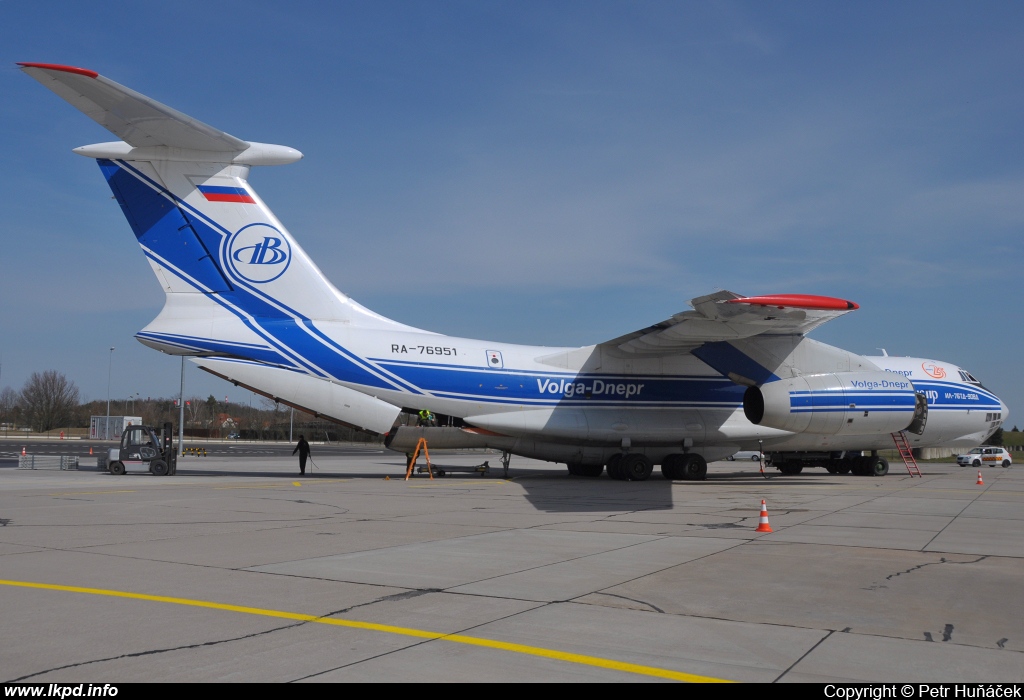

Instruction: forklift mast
[162,422,173,455]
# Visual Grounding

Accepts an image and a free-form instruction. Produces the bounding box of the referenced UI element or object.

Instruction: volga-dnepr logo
[226,223,291,283]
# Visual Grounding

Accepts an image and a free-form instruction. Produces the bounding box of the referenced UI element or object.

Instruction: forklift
[105,422,177,476]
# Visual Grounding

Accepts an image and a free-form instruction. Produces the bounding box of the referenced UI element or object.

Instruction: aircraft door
[906,393,929,435]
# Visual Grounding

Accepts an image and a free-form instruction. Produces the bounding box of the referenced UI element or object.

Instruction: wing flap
[605,291,859,355]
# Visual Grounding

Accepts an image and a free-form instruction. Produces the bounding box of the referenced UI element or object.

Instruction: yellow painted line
[209,481,348,491]
[210,484,293,491]
[406,481,509,488]
[43,489,136,495]
[406,485,503,489]
[0,579,730,683]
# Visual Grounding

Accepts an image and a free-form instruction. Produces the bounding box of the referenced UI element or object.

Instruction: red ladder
[892,431,922,477]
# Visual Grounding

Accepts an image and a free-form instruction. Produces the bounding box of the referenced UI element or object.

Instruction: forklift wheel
[109,462,125,476]
[150,460,169,476]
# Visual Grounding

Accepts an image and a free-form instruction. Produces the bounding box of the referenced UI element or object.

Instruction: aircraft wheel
[109,461,125,476]
[566,463,582,476]
[150,460,169,476]
[779,462,803,476]
[579,464,604,477]
[825,464,839,474]
[835,462,852,475]
[681,454,707,481]
[606,453,627,480]
[622,454,653,481]
[661,454,684,480]
[869,456,889,477]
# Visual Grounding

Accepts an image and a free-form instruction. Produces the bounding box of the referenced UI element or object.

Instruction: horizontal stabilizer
[20,62,301,165]
[194,358,401,435]
[20,62,248,152]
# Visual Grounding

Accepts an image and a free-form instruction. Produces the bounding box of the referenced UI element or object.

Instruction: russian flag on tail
[198,185,255,203]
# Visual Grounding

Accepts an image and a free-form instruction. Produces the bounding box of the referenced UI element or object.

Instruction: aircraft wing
[19,62,248,152]
[603,291,859,355]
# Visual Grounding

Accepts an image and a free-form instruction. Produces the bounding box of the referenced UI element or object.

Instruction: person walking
[292,434,311,475]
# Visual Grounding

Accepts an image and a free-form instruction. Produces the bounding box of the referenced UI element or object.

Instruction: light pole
[178,356,185,457]
[106,347,115,439]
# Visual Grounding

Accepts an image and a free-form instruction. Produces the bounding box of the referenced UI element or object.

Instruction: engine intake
[743,371,921,436]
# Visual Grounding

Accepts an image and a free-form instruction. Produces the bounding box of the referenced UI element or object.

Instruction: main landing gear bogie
[847,455,888,477]
[601,453,656,481]
[606,453,627,480]
[660,453,707,481]
[573,454,708,480]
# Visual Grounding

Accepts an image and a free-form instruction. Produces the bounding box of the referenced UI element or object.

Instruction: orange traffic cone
[755,499,773,533]
[89,446,94,455]
[21,446,26,456]
[977,471,984,486]
[384,475,391,481]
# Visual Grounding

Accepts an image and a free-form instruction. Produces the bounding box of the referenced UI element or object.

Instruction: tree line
[0,370,382,443]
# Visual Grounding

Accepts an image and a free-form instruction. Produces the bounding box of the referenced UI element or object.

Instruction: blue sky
[2,1,1022,422]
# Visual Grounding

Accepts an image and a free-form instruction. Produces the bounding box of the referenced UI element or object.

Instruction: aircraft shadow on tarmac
[512,472,675,513]
[25,461,864,515]
[511,465,880,513]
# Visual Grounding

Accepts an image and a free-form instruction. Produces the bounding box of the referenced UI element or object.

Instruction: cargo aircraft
[21,62,1008,480]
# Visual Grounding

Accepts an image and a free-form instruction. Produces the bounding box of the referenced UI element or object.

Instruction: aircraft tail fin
[20,62,404,337]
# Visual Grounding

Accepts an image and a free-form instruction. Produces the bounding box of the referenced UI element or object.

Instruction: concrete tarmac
[0,448,1021,683]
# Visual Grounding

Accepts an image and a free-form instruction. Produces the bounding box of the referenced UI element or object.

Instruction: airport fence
[17,455,81,470]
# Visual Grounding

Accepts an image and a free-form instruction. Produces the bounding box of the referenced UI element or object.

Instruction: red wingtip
[727,294,859,311]
[17,62,98,79]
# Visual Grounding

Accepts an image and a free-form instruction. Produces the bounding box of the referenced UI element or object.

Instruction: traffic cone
[89,446,93,455]
[21,446,26,456]
[385,475,390,481]
[755,499,773,533]
[977,471,984,486]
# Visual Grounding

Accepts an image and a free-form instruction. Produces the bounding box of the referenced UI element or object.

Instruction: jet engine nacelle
[743,371,920,436]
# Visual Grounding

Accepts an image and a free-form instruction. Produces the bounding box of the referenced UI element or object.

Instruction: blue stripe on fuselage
[374,361,744,405]
[913,381,1002,409]
[135,331,295,367]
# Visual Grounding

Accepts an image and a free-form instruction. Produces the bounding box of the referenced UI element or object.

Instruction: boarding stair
[891,431,922,477]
